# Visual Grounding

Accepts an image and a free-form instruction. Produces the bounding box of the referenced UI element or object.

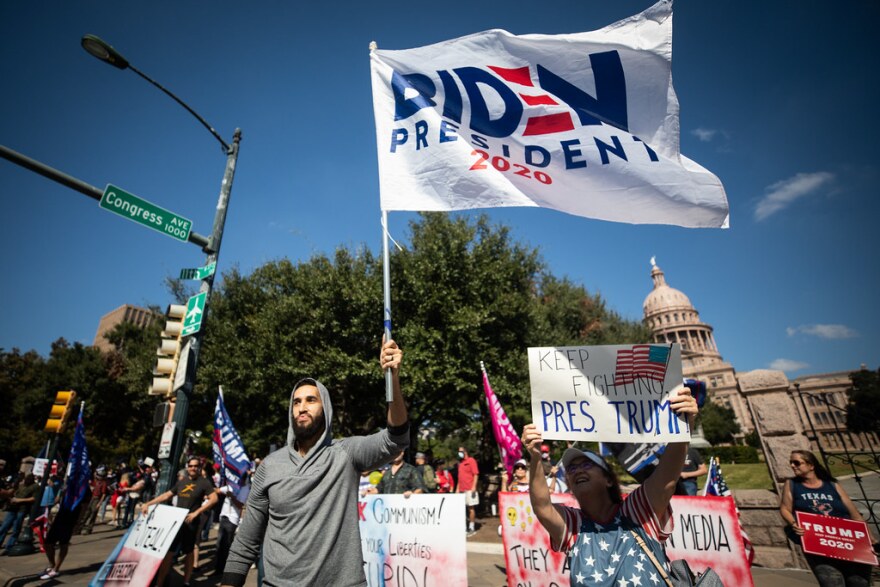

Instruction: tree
[846,367,880,434]
[197,213,650,470]
[698,397,741,445]
[0,348,47,467]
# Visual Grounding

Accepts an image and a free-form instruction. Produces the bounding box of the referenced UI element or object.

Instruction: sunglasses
[567,459,600,473]
[513,465,527,470]
[789,460,805,466]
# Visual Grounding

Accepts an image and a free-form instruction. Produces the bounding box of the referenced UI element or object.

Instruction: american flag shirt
[552,486,674,587]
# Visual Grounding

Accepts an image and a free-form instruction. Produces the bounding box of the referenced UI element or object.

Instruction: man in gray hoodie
[221,339,409,586]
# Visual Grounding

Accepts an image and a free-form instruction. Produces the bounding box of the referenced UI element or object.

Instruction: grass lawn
[617,462,776,491]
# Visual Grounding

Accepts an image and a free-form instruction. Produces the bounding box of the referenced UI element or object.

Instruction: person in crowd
[120,460,151,528]
[201,462,222,542]
[540,444,554,476]
[220,338,409,586]
[779,449,877,587]
[39,477,89,580]
[500,459,530,493]
[81,467,111,534]
[213,479,251,577]
[0,473,39,552]
[678,446,707,495]
[109,469,130,528]
[415,452,437,492]
[368,450,425,497]
[434,459,454,494]
[523,384,699,586]
[456,445,480,537]
[359,470,376,497]
[140,456,218,587]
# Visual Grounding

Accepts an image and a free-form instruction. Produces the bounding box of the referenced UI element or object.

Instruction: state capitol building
[641,259,877,454]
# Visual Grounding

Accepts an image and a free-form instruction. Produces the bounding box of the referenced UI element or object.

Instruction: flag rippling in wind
[62,406,91,512]
[213,387,251,490]
[370,0,729,228]
[703,457,755,565]
[482,366,522,476]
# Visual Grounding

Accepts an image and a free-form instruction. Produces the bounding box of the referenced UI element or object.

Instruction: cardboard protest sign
[90,504,188,586]
[797,511,879,566]
[500,493,752,587]
[528,344,687,442]
[499,491,577,587]
[665,496,754,587]
[359,494,467,587]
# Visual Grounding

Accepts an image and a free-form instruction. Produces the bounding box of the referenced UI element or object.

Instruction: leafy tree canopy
[697,397,741,445]
[1,213,651,474]
[846,367,880,434]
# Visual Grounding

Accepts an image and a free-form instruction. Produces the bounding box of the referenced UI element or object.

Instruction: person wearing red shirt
[456,446,479,536]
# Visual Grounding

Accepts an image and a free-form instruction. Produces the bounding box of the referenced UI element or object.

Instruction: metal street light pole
[81,34,240,493]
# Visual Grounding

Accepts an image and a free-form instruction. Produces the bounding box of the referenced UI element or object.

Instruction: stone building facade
[642,259,751,440]
[640,259,878,568]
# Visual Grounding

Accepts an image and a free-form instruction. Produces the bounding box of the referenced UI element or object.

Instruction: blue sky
[1,1,877,378]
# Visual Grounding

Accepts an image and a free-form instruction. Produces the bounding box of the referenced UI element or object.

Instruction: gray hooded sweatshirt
[222,378,409,586]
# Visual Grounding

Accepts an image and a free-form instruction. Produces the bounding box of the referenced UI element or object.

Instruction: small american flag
[704,457,755,565]
[614,344,670,385]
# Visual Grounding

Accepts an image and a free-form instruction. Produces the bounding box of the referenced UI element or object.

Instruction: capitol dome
[643,263,694,318]
[642,258,719,358]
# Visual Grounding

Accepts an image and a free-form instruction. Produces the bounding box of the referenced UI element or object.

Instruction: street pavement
[0,518,825,587]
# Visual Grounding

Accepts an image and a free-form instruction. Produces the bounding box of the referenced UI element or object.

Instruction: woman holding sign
[779,450,877,587]
[522,384,699,587]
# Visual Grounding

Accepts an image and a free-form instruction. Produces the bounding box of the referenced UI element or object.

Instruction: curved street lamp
[82,34,240,494]
[81,34,230,153]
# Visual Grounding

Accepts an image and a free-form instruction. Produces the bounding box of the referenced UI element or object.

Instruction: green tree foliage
[0,348,47,466]
[1,213,651,474]
[846,367,880,434]
[198,213,650,467]
[698,397,741,445]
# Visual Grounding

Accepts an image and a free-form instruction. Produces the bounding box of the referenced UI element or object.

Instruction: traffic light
[149,304,186,396]
[44,390,77,434]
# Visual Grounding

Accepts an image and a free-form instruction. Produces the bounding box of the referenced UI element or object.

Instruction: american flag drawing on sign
[613,344,670,385]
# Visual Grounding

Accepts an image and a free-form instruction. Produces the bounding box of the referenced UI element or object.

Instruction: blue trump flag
[212,387,250,490]
[62,404,90,512]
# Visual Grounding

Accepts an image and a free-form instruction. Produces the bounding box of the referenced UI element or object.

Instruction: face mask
[457,452,464,459]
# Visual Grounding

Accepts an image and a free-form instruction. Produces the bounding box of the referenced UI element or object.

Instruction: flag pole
[382,211,393,402]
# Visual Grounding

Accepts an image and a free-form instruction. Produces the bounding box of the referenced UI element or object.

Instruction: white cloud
[769,358,810,373]
[754,172,834,221]
[691,127,717,142]
[787,324,858,339]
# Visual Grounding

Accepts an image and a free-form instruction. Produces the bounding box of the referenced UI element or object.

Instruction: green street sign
[181,292,207,337]
[179,262,216,281]
[99,184,192,242]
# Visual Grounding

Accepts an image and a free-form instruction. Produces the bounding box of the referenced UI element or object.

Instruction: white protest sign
[33,458,48,478]
[665,496,754,587]
[90,504,189,586]
[359,493,467,587]
[528,344,687,442]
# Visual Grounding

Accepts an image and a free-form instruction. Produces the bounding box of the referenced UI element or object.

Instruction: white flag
[370,0,729,228]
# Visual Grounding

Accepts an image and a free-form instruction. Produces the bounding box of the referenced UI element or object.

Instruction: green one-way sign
[99,184,192,242]
[181,292,207,337]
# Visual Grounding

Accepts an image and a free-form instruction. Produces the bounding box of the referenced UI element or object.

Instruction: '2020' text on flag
[370,0,729,228]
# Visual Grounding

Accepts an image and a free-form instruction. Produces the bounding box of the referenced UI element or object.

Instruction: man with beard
[221,338,409,586]
[140,456,218,587]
